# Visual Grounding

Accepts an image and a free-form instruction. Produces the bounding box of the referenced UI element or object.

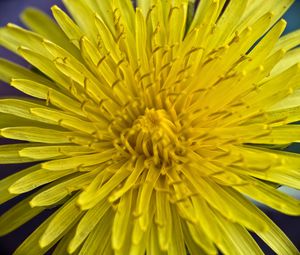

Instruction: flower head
[0,0,300,254]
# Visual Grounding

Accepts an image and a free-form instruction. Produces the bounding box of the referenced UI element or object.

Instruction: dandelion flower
[0,0,300,254]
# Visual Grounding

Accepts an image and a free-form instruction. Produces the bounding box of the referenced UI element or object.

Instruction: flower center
[116,108,186,166]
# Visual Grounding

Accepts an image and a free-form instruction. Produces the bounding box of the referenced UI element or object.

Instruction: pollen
[117,107,185,166]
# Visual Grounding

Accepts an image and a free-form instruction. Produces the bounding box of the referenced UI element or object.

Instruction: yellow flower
[0,0,300,254]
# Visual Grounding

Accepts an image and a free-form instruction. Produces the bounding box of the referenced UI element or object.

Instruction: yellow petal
[256,210,299,255]
[210,0,248,48]
[78,208,113,255]
[42,150,116,171]
[39,195,84,248]
[1,127,74,143]
[0,183,67,236]
[63,0,98,42]
[21,7,80,58]
[0,112,53,129]
[168,205,185,255]
[94,14,124,64]
[0,164,41,205]
[18,47,71,90]
[214,209,264,255]
[183,172,268,232]
[191,196,222,243]
[112,190,133,250]
[137,0,151,16]
[77,161,130,210]
[0,143,41,164]
[185,221,217,255]
[0,99,58,126]
[9,168,77,194]
[228,145,300,189]
[109,156,145,202]
[240,0,293,35]
[0,23,50,57]
[246,19,286,69]
[273,27,300,52]
[30,171,96,207]
[136,164,160,230]
[155,178,172,251]
[182,221,207,255]
[52,226,76,255]
[11,79,85,116]
[188,0,219,33]
[30,107,99,135]
[68,199,111,253]
[250,105,300,127]
[0,194,44,236]
[235,178,300,216]
[13,213,56,255]
[271,48,300,76]
[19,145,94,160]
[0,58,53,85]
[148,223,168,255]
[51,5,83,48]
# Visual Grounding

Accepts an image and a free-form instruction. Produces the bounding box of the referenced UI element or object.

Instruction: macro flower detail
[0,0,300,254]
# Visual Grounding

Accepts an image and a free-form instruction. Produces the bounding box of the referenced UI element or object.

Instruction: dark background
[0,0,299,254]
